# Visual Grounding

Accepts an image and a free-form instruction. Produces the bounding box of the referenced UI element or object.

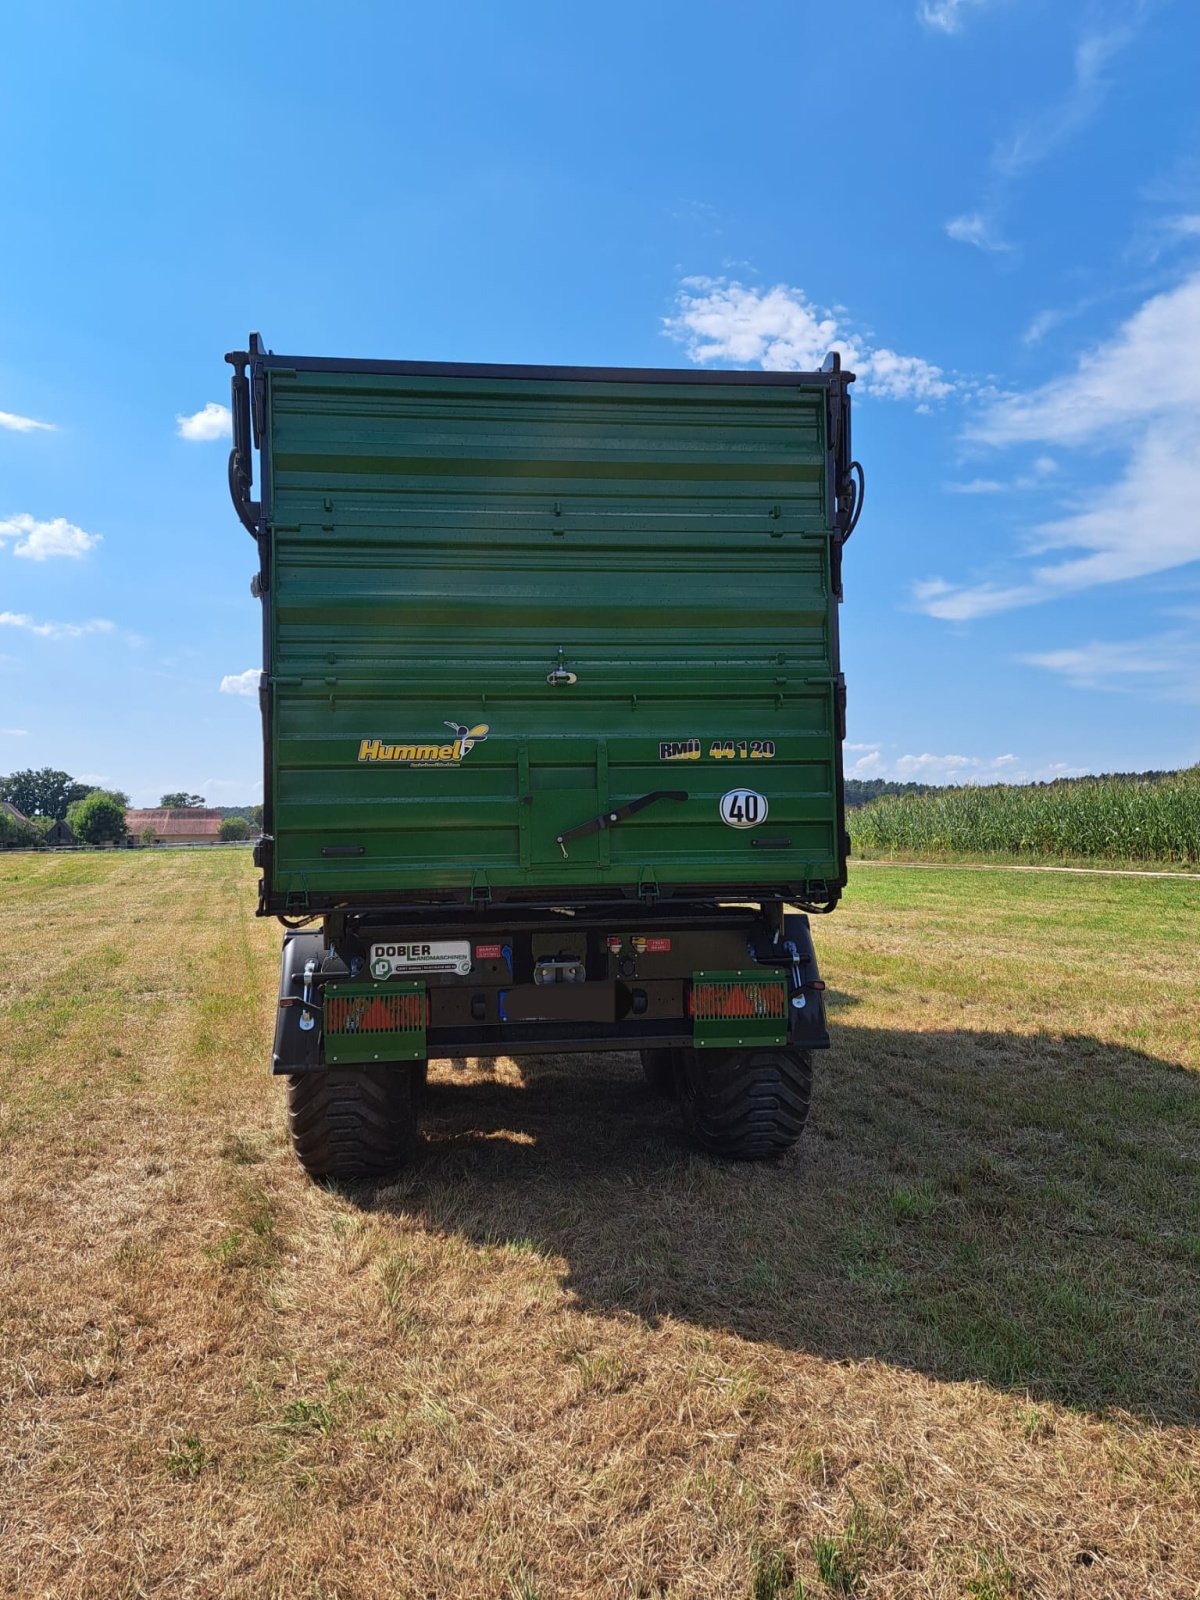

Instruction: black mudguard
[783,912,831,1051]
[272,931,340,1074]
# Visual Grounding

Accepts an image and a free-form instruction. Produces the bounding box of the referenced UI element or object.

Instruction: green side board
[261,363,847,906]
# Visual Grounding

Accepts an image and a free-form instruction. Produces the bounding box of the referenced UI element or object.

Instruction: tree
[68,791,129,846]
[160,792,206,808]
[250,804,263,829]
[0,808,37,847]
[0,768,92,820]
[218,815,251,842]
[140,823,159,846]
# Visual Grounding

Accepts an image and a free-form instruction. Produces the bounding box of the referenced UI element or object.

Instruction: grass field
[1,851,1197,1599]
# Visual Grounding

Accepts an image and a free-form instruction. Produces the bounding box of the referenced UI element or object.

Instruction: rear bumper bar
[272,908,829,1073]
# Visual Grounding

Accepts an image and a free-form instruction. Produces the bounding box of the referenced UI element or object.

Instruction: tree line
[0,768,261,847]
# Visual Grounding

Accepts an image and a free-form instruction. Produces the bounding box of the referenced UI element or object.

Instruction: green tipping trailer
[226,333,862,1178]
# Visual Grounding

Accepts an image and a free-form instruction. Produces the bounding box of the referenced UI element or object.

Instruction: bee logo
[444,721,490,759]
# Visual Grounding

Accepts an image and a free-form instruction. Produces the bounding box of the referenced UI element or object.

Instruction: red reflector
[690,981,787,1021]
[810,980,826,991]
[475,944,503,961]
[325,992,427,1034]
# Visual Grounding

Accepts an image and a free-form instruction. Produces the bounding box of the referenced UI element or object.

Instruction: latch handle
[556,790,687,858]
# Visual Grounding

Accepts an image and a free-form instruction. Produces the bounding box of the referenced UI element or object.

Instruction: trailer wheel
[677,1047,812,1161]
[639,1048,679,1097]
[287,1066,420,1181]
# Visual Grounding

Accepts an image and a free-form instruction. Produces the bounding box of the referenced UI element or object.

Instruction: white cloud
[0,611,116,641]
[913,578,1037,622]
[947,20,1143,253]
[996,24,1135,181]
[1021,293,1112,348]
[863,347,955,402]
[1022,633,1200,701]
[0,727,28,736]
[1024,639,1172,683]
[946,212,1012,254]
[946,478,1006,495]
[916,272,1200,620]
[201,776,264,799]
[670,198,724,234]
[1023,308,1064,345]
[0,410,55,433]
[895,753,1005,780]
[944,456,1059,497]
[969,274,1200,447]
[663,278,953,403]
[848,744,1081,783]
[220,668,261,697]
[176,402,232,442]
[0,512,101,561]
[917,0,991,32]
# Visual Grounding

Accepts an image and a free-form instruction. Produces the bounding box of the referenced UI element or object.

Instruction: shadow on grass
[355,1026,1200,1423]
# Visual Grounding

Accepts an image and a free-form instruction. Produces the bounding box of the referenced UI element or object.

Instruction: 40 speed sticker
[719,789,768,828]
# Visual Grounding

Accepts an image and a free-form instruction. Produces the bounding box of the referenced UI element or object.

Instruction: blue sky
[1,0,1197,805]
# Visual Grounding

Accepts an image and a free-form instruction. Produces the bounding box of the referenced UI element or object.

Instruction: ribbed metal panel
[265,368,843,902]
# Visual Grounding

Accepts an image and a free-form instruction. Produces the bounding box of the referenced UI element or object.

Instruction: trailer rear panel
[229,341,856,914]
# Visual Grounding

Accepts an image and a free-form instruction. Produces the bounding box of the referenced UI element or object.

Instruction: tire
[287,1065,420,1180]
[677,1046,812,1161]
[639,1048,679,1098]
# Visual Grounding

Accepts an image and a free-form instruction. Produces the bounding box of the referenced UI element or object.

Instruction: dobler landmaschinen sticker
[357,720,489,767]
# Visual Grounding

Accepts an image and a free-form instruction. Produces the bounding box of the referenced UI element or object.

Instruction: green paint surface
[263,367,846,904]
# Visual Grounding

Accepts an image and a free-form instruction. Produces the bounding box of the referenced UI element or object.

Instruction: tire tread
[287,1066,418,1180]
[678,1047,813,1160]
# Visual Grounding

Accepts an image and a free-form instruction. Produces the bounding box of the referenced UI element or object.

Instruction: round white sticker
[720,789,768,828]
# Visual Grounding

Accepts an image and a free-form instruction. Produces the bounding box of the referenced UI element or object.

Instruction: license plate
[369,940,472,978]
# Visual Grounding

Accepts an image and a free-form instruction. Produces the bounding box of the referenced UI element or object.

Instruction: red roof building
[126,808,223,844]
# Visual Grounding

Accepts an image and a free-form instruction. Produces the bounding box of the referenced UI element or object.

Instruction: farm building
[41,818,76,846]
[1,801,32,827]
[126,807,223,845]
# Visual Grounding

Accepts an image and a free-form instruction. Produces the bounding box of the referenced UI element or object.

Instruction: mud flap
[783,912,830,1051]
[272,931,329,1074]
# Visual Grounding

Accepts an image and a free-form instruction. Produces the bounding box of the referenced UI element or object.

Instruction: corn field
[850,770,1200,864]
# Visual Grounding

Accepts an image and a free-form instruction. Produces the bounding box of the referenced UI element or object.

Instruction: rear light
[325,991,428,1035]
[688,979,788,1021]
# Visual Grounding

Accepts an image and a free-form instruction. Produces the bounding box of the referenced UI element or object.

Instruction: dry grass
[0,851,1197,1599]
